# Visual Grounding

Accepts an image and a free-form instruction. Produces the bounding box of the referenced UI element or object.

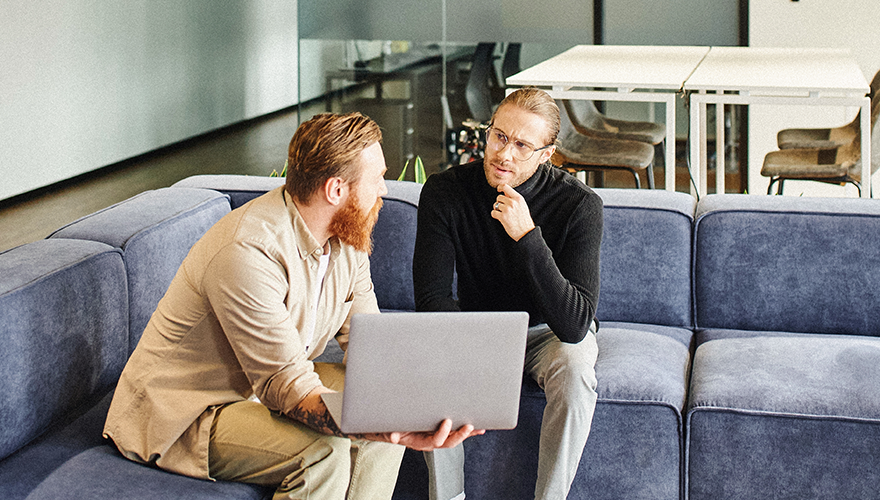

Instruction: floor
[0,88,742,253]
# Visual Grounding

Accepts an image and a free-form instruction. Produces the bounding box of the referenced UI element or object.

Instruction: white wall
[0,0,298,201]
[749,0,880,197]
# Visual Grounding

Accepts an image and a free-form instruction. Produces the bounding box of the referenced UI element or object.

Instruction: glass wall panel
[296,0,592,180]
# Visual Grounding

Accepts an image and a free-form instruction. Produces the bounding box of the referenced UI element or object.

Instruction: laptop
[321,311,529,434]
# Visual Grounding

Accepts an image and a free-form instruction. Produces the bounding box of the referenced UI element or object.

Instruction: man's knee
[276,435,352,495]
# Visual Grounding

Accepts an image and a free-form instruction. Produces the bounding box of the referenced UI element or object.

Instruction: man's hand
[491,183,535,241]
[364,419,485,451]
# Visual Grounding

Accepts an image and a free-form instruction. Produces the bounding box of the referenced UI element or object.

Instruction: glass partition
[297,0,592,180]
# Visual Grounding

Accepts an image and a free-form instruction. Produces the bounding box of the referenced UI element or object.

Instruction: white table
[685,47,872,198]
[506,45,711,192]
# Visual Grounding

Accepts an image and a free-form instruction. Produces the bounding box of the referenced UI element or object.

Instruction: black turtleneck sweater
[413,161,603,343]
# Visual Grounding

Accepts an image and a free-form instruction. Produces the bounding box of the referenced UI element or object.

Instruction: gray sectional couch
[2,173,879,499]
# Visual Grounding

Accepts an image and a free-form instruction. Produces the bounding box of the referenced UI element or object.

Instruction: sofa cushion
[594,189,696,328]
[0,239,127,462]
[371,180,422,311]
[172,174,285,209]
[0,391,115,499]
[49,188,231,351]
[693,194,880,334]
[23,446,269,500]
[462,321,692,500]
[687,331,880,499]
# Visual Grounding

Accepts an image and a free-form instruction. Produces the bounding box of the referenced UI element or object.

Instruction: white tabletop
[684,47,869,95]
[506,45,711,91]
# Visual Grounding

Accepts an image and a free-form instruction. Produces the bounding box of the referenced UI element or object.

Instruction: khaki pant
[209,363,405,500]
[426,323,599,500]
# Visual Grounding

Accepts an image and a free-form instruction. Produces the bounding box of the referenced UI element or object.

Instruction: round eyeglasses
[485,126,553,162]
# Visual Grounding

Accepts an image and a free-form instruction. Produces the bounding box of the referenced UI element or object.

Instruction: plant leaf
[397,158,410,181]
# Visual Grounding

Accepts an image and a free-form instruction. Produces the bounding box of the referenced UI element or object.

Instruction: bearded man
[104,112,479,500]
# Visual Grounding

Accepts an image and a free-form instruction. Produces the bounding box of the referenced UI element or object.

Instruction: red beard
[327,193,383,254]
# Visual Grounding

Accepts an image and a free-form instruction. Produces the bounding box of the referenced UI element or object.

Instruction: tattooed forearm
[289,399,347,438]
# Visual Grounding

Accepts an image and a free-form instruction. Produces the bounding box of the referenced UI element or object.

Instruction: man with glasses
[413,87,603,499]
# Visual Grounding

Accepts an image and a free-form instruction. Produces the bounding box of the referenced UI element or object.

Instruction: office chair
[776,69,880,150]
[762,100,880,196]
[552,100,656,188]
[448,43,498,166]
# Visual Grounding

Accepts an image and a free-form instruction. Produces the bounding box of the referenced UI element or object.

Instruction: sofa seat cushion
[0,391,115,499]
[24,446,269,499]
[462,321,693,500]
[687,330,880,499]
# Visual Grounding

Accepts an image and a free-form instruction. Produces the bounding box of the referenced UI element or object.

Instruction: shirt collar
[283,188,337,261]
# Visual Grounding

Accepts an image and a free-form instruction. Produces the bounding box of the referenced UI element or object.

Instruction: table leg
[716,102,725,194]
[689,92,707,197]
[860,96,872,198]
[665,94,676,192]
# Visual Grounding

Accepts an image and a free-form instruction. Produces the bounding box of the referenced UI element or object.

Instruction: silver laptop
[321,311,529,434]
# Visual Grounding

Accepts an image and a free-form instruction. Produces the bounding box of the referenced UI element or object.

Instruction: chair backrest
[501,43,522,82]
[564,99,608,131]
[870,68,880,100]
[556,99,581,144]
[465,43,497,123]
[846,99,880,176]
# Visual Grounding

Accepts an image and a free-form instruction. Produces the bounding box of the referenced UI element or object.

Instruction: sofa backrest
[594,189,696,328]
[370,180,422,311]
[694,194,880,335]
[172,176,423,312]
[0,239,128,461]
[172,174,285,209]
[49,188,231,351]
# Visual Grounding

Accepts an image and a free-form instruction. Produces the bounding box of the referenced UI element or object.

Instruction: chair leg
[646,163,655,189]
[767,177,785,195]
[851,179,862,197]
[627,168,641,189]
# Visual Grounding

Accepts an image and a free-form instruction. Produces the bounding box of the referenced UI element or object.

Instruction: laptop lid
[322,311,529,434]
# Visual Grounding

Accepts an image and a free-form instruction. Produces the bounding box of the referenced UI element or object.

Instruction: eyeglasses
[485,127,552,162]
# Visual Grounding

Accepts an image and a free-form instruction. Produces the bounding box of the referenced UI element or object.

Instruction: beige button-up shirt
[103,186,379,479]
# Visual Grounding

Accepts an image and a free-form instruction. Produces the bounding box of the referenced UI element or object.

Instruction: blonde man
[414,88,602,500]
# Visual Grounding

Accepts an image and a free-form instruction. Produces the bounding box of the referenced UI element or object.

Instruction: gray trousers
[425,323,599,500]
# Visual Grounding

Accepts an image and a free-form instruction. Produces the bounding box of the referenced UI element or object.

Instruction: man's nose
[496,141,516,161]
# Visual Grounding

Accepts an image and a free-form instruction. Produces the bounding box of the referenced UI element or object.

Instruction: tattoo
[290,400,347,438]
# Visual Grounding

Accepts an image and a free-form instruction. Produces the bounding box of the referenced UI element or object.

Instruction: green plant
[269,159,288,178]
[397,156,427,184]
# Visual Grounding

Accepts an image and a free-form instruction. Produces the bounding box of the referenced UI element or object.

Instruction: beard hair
[327,192,383,254]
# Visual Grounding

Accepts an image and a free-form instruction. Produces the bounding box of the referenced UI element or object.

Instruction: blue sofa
[2,174,879,499]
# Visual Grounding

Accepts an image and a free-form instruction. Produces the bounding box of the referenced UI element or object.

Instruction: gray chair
[564,99,667,178]
[776,69,880,150]
[553,100,656,188]
[762,100,880,196]
[565,99,666,146]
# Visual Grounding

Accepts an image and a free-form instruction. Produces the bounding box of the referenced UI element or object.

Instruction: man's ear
[322,176,348,206]
[539,145,557,165]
